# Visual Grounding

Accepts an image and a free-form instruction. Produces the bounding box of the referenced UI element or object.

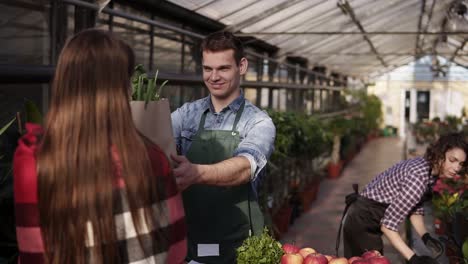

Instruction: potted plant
[130,64,176,161]
[326,116,349,179]
[432,174,468,263]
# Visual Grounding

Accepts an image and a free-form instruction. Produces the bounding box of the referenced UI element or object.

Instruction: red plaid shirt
[14,123,187,263]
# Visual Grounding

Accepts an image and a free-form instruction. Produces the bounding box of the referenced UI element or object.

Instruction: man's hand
[171,154,202,191]
[422,233,444,258]
[409,254,439,264]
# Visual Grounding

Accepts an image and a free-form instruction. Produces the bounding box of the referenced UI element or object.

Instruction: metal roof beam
[419,0,437,53]
[449,39,467,62]
[415,0,427,57]
[236,31,468,36]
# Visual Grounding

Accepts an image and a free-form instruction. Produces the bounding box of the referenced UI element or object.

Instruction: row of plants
[260,92,383,238]
[413,115,465,144]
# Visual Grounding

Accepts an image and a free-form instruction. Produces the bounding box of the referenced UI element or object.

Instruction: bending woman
[343,132,467,263]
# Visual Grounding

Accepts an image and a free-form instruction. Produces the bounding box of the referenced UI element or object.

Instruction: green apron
[183,102,264,264]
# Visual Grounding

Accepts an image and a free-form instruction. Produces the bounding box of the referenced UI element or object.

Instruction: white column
[399,89,406,138]
[410,89,417,123]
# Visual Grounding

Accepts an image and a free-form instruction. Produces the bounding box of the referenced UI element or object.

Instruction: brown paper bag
[130,99,176,164]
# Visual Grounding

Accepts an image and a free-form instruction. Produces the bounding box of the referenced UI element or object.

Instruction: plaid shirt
[360,157,434,232]
[14,123,187,263]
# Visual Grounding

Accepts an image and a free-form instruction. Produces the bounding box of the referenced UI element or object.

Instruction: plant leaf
[145,79,154,108]
[0,117,16,136]
[156,80,168,101]
[24,100,43,124]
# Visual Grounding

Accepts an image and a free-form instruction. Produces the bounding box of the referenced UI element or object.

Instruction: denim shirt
[171,93,276,184]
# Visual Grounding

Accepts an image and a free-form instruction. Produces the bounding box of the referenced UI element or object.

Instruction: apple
[303,253,328,264]
[352,260,370,264]
[348,256,363,263]
[283,243,300,254]
[329,257,349,263]
[281,253,304,264]
[325,255,336,261]
[367,256,391,264]
[361,250,381,259]
[299,247,317,258]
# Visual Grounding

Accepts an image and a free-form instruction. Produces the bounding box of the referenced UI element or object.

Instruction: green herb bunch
[236,227,283,264]
[131,64,168,106]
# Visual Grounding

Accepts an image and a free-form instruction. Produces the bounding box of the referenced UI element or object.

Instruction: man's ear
[239,57,248,75]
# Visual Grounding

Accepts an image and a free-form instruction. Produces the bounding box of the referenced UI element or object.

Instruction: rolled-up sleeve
[233,113,275,181]
[381,169,426,231]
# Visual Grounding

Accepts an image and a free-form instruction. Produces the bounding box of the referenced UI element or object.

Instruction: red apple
[348,256,363,263]
[352,260,370,264]
[361,250,381,259]
[367,256,391,264]
[329,257,349,263]
[283,243,300,254]
[281,253,304,264]
[303,253,328,264]
[299,247,317,258]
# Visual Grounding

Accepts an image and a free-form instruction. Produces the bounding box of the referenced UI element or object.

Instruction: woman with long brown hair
[13,29,186,263]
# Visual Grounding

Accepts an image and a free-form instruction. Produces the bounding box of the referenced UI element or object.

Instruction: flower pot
[327,161,343,179]
[273,203,293,236]
[434,218,445,235]
[300,181,320,212]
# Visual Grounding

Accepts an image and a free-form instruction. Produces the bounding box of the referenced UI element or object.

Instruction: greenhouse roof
[168,0,468,79]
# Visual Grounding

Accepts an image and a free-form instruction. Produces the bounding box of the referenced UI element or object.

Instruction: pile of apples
[281,244,391,264]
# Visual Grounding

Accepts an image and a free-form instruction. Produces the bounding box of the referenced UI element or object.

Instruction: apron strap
[197,109,210,132]
[232,100,245,131]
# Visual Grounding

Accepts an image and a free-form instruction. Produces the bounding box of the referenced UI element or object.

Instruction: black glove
[409,254,439,264]
[422,233,444,258]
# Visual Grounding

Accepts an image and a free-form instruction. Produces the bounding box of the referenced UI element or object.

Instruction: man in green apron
[171,31,276,263]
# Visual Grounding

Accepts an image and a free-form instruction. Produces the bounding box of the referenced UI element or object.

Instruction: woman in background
[13,29,186,263]
[343,132,467,264]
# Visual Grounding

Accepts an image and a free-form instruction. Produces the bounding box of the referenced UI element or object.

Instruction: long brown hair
[37,29,164,263]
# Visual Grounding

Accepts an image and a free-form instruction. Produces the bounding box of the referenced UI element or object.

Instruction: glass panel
[0,1,51,65]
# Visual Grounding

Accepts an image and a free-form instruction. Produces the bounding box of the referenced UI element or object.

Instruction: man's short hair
[200,31,245,65]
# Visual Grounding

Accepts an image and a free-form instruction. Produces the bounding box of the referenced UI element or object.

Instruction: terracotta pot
[273,203,293,236]
[434,218,445,235]
[328,161,343,179]
[300,181,321,212]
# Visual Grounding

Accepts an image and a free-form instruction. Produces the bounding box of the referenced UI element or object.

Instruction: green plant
[326,116,350,164]
[0,118,16,138]
[432,175,468,220]
[131,64,168,107]
[0,118,16,161]
[236,227,283,264]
